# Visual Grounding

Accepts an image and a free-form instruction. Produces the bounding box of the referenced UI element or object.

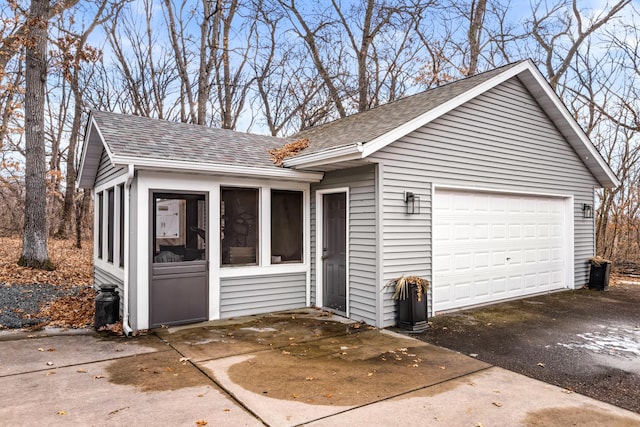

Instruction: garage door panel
[434,190,568,312]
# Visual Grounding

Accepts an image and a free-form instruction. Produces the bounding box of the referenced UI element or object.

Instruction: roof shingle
[91,111,291,169]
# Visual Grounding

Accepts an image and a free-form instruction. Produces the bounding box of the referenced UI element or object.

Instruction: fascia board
[283,143,363,168]
[77,114,114,188]
[361,61,532,158]
[112,156,324,182]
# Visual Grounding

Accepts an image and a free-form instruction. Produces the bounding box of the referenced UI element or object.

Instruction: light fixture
[404,191,420,215]
[583,203,593,219]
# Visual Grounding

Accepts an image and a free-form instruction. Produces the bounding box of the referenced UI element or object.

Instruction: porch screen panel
[271,190,303,263]
[221,188,259,266]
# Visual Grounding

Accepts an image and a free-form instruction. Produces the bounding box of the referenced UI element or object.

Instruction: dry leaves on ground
[0,236,93,286]
[39,286,97,328]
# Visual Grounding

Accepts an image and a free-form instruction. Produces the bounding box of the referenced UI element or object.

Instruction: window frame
[220,186,260,267]
[270,189,304,264]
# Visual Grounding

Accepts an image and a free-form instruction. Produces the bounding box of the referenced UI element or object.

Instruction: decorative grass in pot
[387,275,429,332]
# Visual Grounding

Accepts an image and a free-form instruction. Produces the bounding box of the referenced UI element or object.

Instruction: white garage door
[433,189,568,313]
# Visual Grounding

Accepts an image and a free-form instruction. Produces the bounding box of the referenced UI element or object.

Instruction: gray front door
[150,192,208,327]
[322,192,347,312]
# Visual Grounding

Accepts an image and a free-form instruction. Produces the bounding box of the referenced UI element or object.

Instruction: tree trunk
[20,0,52,270]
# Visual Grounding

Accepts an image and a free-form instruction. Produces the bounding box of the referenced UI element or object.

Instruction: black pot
[396,283,428,332]
[588,262,611,291]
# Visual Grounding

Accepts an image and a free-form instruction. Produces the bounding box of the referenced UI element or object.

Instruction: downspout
[122,164,134,337]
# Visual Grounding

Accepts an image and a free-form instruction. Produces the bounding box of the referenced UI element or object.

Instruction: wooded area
[0,0,639,268]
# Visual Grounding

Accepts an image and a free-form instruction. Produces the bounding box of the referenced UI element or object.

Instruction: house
[77,60,618,333]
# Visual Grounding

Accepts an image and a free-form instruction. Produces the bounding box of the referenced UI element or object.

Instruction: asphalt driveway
[416,280,640,413]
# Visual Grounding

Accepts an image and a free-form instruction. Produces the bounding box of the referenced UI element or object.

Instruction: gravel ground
[0,283,83,329]
[415,282,640,413]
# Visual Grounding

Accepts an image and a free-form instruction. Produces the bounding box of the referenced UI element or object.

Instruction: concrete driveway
[417,281,640,413]
[1,309,639,426]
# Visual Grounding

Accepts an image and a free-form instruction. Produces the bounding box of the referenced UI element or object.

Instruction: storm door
[322,192,347,313]
[150,192,208,327]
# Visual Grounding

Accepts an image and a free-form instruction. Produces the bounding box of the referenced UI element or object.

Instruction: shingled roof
[292,61,524,155]
[90,111,291,169]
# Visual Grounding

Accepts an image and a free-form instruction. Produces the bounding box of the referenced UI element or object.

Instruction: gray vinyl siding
[95,148,126,187]
[94,266,124,315]
[370,76,598,327]
[219,272,306,318]
[310,165,377,325]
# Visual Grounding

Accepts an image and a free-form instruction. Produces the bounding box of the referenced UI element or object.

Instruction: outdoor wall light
[404,191,420,215]
[583,203,593,219]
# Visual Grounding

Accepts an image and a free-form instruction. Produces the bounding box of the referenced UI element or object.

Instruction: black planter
[588,262,611,291]
[95,284,120,329]
[396,283,428,332]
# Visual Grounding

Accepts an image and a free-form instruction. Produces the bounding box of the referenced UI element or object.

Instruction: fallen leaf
[46,371,56,376]
[291,393,299,399]
[305,376,317,381]
[439,366,446,370]
[56,411,67,416]
[281,350,291,355]
[288,337,295,341]
[46,361,54,366]
[326,393,332,398]
[77,369,87,373]
[493,402,502,407]
[47,348,56,352]
[367,372,374,376]
[94,374,105,379]
[179,357,190,363]
[195,421,208,426]
[469,353,478,358]
[223,408,230,412]
[537,362,545,368]
[38,348,44,352]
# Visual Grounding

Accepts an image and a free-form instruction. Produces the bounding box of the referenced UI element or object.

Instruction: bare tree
[20,0,52,269]
[52,0,113,239]
[528,0,630,90]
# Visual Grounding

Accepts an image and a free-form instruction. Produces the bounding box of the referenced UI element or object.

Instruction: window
[97,192,104,259]
[107,188,115,263]
[118,184,125,267]
[271,190,303,263]
[221,187,258,265]
[153,193,207,263]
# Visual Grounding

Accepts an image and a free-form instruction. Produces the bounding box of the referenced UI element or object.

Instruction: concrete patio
[1,309,639,426]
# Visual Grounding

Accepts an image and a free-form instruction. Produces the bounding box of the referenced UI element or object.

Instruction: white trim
[432,183,573,200]
[431,184,575,316]
[219,264,308,278]
[209,184,221,320]
[375,163,385,327]
[283,143,363,168]
[113,156,323,182]
[93,174,129,281]
[315,187,350,317]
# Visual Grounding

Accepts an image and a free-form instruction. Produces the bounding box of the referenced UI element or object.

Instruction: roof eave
[113,156,324,182]
[282,143,364,169]
[77,114,115,189]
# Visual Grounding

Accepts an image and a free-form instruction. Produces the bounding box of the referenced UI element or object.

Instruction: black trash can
[95,285,120,329]
[588,261,611,291]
